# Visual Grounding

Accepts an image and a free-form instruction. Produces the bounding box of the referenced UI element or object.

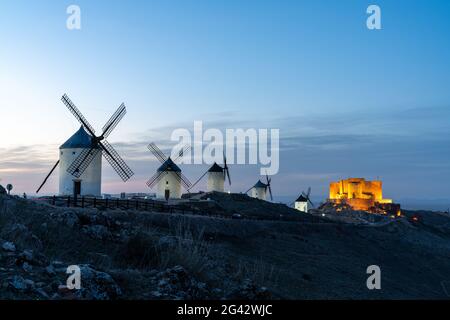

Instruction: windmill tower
[247,173,273,201]
[59,126,102,196]
[146,143,192,200]
[36,94,134,196]
[250,180,268,200]
[189,153,231,193]
[293,187,314,213]
[206,163,225,192]
[294,195,308,212]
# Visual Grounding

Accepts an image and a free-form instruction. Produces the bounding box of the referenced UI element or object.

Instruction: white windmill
[246,173,273,201]
[58,126,102,196]
[36,94,134,197]
[292,187,314,213]
[146,143,192,200]
[188,153,231,193]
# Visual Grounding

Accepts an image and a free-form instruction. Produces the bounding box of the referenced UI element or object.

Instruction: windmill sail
[36,160,60,194]
[62,94,134,182]
[223,153,231,185]
[266,172,273,201]
[61,94,96,136]
[146,142,192,192]
[36,94,134,194]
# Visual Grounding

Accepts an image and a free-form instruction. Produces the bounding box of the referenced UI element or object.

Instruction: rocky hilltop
[1,192,450,300]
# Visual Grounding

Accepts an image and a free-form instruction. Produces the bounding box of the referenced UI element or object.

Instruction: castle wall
[329,178,392,211]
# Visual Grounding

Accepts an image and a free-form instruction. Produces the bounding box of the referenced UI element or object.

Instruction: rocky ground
[1,192,450,300]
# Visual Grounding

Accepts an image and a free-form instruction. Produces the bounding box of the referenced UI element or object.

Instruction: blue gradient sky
[0,1,449,209]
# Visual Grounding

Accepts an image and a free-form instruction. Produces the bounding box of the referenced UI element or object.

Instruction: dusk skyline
[1,0,450,209]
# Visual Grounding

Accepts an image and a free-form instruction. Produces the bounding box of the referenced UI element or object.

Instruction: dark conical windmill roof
[208,162,224,173]
[253,180,267,188]
[157,157,182,172]
[60,126,99,150]
[296,194,308,202]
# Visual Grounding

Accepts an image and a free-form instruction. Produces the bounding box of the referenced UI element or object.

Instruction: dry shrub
[233,258,278,288]
[120,232,161,269]
[160,218,210,278]
[118,217,210,280]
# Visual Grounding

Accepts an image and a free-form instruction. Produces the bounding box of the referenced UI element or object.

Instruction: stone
[50,293,61,300]
[2,241,16,252]
[15,249,48,267]
[21,249,34,261]
[227,278,272,300]
[8,276,34,291]
[82,225,113,240]
[35,288,50,299]
[51,260,65,268]
[23,262,33,272]
[152,266,211,300]
[45,264,56,276]
[74,265,122,300]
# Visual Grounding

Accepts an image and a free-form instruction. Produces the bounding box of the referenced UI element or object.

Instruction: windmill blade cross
[173,144,191,163]
[265,171,271,187]
[245,186,253,194]
[100,140,134,182]
[67,147,101,178]
[146,171,165,189]
[36,160,60,193]
[61,94,96,137]
[101,103,126,139]
[222,153,231,185]
[188,170,208,192]
[225,168,231,185]
[268,184,273,201]
[176,171,192,190]
[148,143,167,164]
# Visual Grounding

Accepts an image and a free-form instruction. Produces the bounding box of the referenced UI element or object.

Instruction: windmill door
[73,181,81,196]
[165,189,170,200]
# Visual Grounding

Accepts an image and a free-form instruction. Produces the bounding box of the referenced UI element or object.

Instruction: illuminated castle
[329,178,393,211]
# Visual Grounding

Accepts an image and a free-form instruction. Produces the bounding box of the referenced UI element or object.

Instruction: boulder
[74,265,122,300]
[82,225,113,240]
[2,241,16,252]
[150,265,211,300]
[50,211,79,228]
[8,276,35,292]
[3,224,42,250]
[17,249,49,266]
[227,278,272,300]
[45,264,56,276]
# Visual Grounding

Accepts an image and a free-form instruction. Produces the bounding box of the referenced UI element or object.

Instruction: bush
[120,233,161,269]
